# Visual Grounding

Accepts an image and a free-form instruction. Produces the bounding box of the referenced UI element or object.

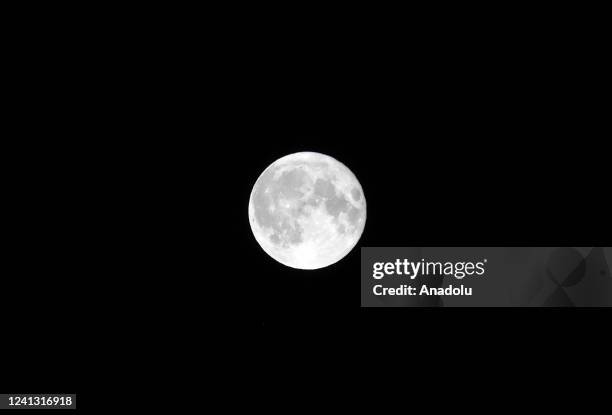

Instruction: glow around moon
[249,152,366,269]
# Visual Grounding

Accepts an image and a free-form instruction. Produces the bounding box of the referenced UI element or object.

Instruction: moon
[249,152,366,269]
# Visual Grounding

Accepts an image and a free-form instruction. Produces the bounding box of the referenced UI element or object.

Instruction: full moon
[249,152,366,269]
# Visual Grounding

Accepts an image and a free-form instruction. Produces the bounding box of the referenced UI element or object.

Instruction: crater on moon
[249,152,366,269]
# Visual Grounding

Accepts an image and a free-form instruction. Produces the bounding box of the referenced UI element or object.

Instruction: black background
[2,5,610,411]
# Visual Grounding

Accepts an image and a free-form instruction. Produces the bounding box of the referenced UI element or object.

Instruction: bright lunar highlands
[249,152,366,269]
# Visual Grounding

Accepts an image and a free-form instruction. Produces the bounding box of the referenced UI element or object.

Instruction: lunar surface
[249,152,366,269]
